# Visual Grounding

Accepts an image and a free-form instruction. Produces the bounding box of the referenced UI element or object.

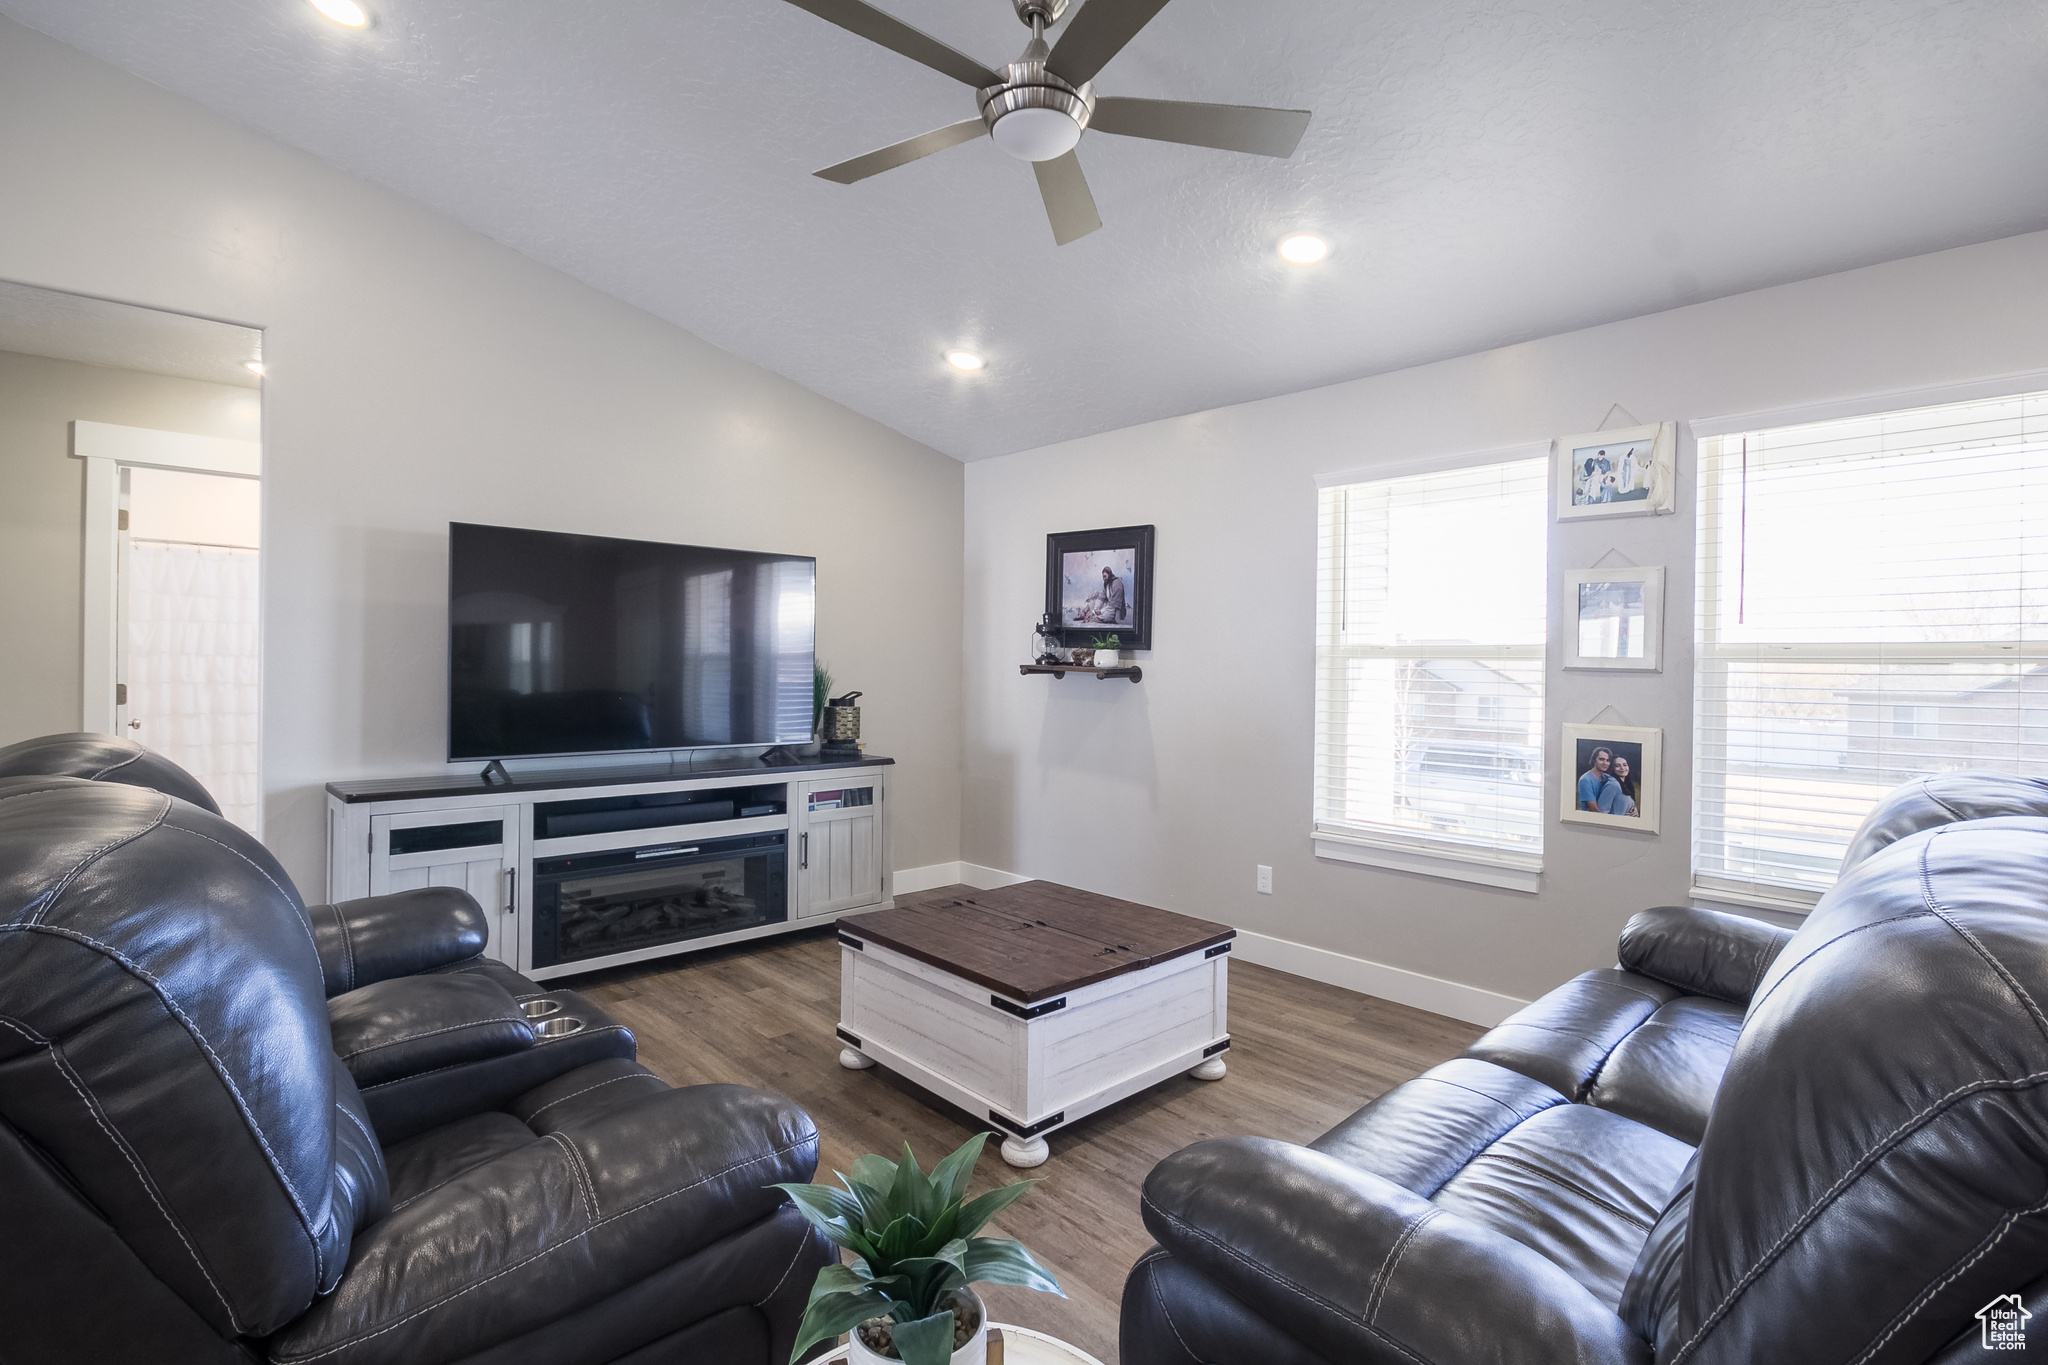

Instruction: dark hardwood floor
[577,887,1482,1363]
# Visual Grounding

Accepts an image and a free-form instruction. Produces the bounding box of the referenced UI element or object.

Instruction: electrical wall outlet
[1256,864,1273,894]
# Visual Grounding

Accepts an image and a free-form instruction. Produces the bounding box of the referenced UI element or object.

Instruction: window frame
[1312,444,1550,892]
[1690,378,2048,913]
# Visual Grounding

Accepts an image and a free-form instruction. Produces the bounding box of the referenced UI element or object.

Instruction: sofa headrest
[1673,817,2048,1362]
[0,731,221,815]
[0,779,377,1338]
[1839,771,2048,874]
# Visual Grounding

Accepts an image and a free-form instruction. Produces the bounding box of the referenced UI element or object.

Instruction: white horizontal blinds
[1315,457,1548,864]
[1695,388,2048,903]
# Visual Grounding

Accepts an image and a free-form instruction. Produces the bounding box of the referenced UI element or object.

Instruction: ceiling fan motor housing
[980,61,1095,162]
[1010,0,1070,25]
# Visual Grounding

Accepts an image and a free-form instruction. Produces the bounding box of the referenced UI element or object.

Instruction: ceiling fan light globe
[991,107,1083,162]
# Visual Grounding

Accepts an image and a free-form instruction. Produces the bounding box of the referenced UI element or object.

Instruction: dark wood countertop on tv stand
[326,752,893,803]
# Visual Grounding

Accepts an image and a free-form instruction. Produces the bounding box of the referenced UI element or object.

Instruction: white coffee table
[834,883,1234,1166]
[813,1323,1106,1365]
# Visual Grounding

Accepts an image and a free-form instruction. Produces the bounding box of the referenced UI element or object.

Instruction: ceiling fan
[781,0,1313,245]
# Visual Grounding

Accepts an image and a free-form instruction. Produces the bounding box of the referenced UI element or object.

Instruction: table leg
[839,1047,876,1070]
[1189,1056,1227,1081]
[1000,1134,1049,1168]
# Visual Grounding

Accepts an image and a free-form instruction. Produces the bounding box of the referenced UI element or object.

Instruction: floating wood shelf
[1019,664,1142,683]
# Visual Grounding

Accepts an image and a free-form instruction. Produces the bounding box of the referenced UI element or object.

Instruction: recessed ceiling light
[310,0,369,27]
[1278,234,1329,265]
[244,361,266,376]
[946,351,985,373]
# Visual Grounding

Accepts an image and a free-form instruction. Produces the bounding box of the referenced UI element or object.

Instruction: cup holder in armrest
[533,1016,587,1040]
[520,998,564,1020]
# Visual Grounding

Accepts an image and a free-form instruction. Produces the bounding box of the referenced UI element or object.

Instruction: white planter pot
[1093,649,1118,667]
[847,1290,988,1365]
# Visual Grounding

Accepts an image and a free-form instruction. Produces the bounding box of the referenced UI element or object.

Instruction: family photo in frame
[1554,421,1677,520]
[1560,722,1662,832]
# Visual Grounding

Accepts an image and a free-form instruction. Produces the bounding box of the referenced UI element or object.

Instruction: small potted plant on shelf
[775,1134,1063,1365]
[1090,634,1121,668]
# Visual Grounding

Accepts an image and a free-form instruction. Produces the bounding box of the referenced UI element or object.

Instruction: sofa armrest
[1617,905,1793,1006]
[307,888,489,996]
[328,973,535,1088]
[269,1084,820,1365]
[1141,1138,1646,1365]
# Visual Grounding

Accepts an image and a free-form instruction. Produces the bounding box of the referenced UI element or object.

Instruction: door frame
[72,420,262,733]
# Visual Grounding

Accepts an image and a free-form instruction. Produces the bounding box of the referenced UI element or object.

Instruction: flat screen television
[448,522,816,761]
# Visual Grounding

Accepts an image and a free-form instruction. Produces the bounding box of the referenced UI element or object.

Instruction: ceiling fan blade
[815,119,988,184]
[1032,151,1103,246]
[780,0,1002,87]
[1045,0,1173,86]
[1090,96,1311,158]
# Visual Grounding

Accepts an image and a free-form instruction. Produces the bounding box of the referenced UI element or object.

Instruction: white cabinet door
[794,777,883,917]
[369,806,520,965]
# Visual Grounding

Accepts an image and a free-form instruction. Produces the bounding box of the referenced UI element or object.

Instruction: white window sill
[1313,829,1541,893]
[1689,879,1820,918]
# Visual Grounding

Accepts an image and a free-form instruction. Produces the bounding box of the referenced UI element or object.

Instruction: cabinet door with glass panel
[793,775,885,917]
[369,806,520,966]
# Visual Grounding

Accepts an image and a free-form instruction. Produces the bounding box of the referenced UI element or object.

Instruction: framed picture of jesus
[1045,524,1154,650]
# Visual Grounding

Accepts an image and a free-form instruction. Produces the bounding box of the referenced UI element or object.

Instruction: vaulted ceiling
[5,0,2043,459]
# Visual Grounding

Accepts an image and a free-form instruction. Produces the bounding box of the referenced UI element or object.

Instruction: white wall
[0,17,965,892]
[0,349,258,746]
[964,229,2048,1013]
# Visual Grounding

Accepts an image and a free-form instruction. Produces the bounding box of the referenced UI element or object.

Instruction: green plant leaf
[952,1177,1040,1239]
[886,1141,927,1223]
[927,1133,987,1209]
[773,1181,866,1231]
[872,1212,931,1267]
[787,1286,892,1364]
[888,1243,969,1315]
[807,1260,875,1301]
[848,1153,899,1202]
[888,1307,963,1365]
[963,1237,1065,1296]
[835,1168,893,1231]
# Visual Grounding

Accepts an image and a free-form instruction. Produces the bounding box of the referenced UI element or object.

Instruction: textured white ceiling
[6,0,2043,459]
[0,279,262,388]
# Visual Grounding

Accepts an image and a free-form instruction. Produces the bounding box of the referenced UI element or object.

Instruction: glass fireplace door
[531,830,786,968]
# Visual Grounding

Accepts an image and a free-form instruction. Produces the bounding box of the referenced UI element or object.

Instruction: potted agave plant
[775,1134,1063,1365]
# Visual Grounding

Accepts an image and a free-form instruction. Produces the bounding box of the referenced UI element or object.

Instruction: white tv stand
[325,753,892,980]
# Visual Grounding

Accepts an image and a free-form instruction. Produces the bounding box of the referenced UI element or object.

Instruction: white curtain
[128,542,261,833]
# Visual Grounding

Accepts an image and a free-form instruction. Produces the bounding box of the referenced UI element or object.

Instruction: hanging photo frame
[1554,421,1677,520]
[1560,722,1662,833]
[1564,566,1665,672]
[1044,524,1154,649]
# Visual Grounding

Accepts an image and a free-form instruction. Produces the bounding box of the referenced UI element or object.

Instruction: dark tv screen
[448,523,816,760]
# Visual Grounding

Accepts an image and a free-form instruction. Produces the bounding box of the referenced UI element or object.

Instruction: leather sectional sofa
[0,736,834,1364]
[1123,772,2048,1365]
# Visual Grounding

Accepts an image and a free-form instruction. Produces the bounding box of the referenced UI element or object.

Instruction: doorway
[118,465,262,830]
[0,277,262,835]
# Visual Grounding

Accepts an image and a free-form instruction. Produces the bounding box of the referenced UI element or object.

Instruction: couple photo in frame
[1560,722,1661,832]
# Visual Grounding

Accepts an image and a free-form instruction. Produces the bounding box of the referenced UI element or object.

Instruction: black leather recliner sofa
[0,733,649,1139]
[1123,772,2048,1365]
[0,764,833,1363]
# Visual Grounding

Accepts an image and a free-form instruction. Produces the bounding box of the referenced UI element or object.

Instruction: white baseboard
[892,861,1034,896]
[894,863,1528,1027]
[1231,930,1530,1027]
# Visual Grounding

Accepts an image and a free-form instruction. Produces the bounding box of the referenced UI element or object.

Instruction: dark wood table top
[838,881,1234,1003]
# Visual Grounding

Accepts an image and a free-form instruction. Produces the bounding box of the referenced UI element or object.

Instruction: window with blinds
[1695,387,2048,907]
[1315,457,1548,877]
